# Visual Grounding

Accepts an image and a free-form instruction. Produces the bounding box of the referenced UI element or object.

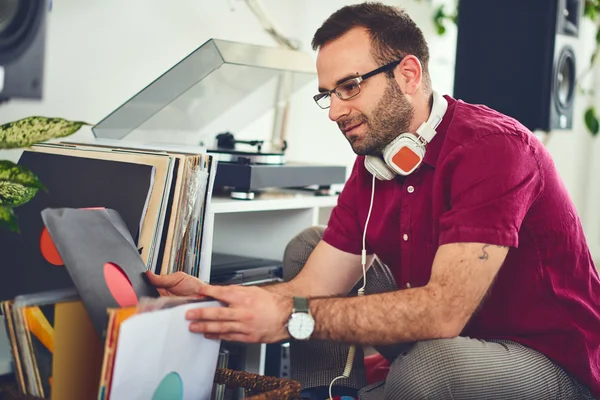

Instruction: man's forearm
[261,280,319,297]
[261,274,340,298]
[261,281,294,296]
[310,285,456,346]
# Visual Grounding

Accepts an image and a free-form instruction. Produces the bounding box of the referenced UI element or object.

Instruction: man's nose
[328,95,350,122]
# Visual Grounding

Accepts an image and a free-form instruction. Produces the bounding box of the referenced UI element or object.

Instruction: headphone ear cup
[364,156,395,180]
[382,134,425,176]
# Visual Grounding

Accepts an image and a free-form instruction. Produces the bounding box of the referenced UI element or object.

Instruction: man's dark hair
[311,2,431,92]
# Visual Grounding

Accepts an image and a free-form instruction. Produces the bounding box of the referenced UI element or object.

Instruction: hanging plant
[0,116,90,232]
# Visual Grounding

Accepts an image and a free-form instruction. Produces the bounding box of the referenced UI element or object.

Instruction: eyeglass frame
[312,58,404,109]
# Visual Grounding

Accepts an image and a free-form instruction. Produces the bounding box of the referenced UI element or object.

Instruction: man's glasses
[313,59,403,109]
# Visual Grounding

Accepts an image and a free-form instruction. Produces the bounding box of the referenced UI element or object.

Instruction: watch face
[288,313,315,340]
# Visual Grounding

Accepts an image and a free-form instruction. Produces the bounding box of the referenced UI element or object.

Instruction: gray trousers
[282,226,596,400]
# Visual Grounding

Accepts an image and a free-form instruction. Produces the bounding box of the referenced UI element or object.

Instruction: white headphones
[364,91,448,180]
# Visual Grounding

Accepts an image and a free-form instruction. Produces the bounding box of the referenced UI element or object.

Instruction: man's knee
[383,339,460,399]
[282,226,325,282]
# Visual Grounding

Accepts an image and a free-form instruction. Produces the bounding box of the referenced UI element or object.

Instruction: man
[147,2,600,399]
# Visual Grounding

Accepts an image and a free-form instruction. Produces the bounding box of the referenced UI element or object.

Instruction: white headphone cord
[328,173,376,399]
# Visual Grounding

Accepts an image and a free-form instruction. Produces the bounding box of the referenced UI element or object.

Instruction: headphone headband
[416,91,448,144]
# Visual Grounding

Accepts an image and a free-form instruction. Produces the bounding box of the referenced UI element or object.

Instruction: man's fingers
[188,321,247,335]
[204,333,253,342]
[185,306,246,322]
[145,270,185,288]
[196,284,240,304]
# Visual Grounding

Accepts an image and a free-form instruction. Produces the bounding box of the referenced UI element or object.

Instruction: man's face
[316,27,414,156]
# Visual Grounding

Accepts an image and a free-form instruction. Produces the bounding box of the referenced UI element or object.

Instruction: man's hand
[185,284,293,343]
[145,270,206,297]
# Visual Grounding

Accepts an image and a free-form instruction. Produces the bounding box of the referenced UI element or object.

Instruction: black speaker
[0,0,46,102]
[453,0,581,132]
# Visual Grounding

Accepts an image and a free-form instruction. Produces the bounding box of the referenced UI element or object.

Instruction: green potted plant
[0,117,89,232]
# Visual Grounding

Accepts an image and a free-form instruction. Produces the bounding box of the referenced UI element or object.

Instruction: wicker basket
[214,368,301,400]
[0,368,301,400]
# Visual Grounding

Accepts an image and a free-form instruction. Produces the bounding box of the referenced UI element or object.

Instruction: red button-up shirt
[323,95,600,396]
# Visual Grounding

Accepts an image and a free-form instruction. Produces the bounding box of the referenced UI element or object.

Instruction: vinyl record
[40,208,160,338]
[109,300,222,400]
[0,151,154,301]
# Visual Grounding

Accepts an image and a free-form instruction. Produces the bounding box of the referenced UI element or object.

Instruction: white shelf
[209,192,338,214]
[204,190,339,375]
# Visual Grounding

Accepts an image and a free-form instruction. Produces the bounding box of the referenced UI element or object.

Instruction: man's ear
[393,55,423,95]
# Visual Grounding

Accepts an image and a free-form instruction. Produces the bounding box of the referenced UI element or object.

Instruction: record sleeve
[40,208,160,337]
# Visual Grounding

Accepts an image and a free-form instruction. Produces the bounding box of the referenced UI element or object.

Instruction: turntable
[90,38,347,200]
[207,132,345,200]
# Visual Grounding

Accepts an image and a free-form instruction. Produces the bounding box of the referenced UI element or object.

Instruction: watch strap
[293,297,309,313]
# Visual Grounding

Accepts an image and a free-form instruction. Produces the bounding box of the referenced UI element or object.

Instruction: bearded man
[148,3,600,399]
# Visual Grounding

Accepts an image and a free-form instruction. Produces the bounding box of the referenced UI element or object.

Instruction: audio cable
[328,173,376,399]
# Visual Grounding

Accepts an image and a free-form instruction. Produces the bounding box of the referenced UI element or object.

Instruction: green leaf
[585,5,595,19]
[0,181,38,207]
[434,4,446,20]
[0,206,19,233]
[584,107,600,136]
[450,12,458,25]
[585,0,599,19]
[432,4,457,36]
[433,5,447,36]
[0,116,91,149]
[0,160,45,190]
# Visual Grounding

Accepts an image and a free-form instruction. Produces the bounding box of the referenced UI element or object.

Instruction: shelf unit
[206,191,338,375]
[209,192,337,261]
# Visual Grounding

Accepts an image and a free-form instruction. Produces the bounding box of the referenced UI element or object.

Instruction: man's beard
[339,79,414,156]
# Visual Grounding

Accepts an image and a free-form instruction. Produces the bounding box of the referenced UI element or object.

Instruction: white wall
[0,0,456,169]
[1,0,598,262]
[0,0,304,141]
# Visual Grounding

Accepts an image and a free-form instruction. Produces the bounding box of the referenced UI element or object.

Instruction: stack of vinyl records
[1,288,223,400]
[0,141,219,399]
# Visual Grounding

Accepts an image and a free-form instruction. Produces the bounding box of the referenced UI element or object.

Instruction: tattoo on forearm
[478,244,507,260]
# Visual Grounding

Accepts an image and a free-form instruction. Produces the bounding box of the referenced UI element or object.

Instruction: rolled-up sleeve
[438,133,543,248]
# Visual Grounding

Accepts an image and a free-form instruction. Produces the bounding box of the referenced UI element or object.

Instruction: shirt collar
[422,94,456,168]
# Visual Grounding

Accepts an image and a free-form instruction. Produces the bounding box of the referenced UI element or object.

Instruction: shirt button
[406,282,411,288]
[403,234,408,241]
[407,186,414,193]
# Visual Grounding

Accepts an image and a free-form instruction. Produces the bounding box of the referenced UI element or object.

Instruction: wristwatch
[286,297,315,340]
